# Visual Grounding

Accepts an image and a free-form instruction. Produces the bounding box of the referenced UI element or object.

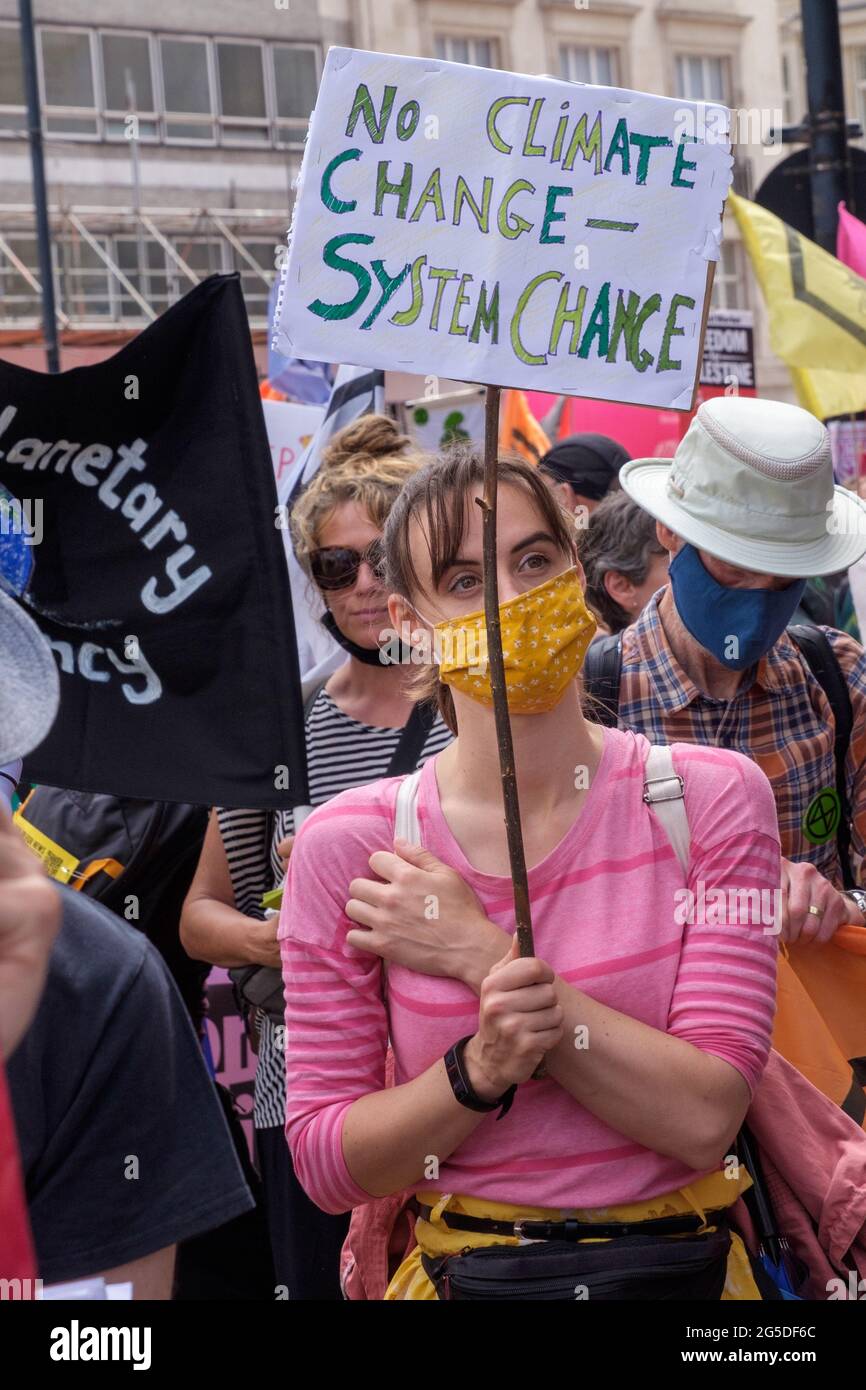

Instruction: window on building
[0,23,26,135]
[160,37,215,142]
[781,52,792,125]
[233,240,276,319]
[711,240,747,311]
[674,53,730,104]
[434,35,499,69]
[40,27,99,136]
[273,44,319,144]
[173,236,226,279]
[216,41,268,143]
[559,45,618,87]
[0,25,319,148]
[0,236,40,319]
[115,236,171,318]
[100,32,158,140]
[57,236,112,319]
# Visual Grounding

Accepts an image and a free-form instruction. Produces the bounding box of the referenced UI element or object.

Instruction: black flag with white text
[0,275,308,809]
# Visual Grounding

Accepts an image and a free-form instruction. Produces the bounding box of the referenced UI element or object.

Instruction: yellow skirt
[385,1169,762,1301]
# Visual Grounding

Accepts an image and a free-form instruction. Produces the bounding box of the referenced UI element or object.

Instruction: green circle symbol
[802,787,842,846]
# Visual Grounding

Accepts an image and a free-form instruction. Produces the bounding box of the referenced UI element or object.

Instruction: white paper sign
[274,48,732,411]
[261,398,326,501]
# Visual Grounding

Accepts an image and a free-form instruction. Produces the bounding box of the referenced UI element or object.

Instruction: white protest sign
[260,395,339,686]
[274,48,732,411]
[261,398,326,503]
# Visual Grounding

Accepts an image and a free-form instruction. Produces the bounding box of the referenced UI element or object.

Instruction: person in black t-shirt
[7,886,254,1296]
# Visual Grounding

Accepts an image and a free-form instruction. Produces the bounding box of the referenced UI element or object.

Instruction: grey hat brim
[0,588,60,764]
[620,458,866,578]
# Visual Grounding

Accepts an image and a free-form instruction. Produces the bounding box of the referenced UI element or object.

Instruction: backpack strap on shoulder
[643,744,690,874]
[582,633,623,728]
[394,768,422,844]
[786,623,855,889]
[303,679,328,723]
[395,749,689,891]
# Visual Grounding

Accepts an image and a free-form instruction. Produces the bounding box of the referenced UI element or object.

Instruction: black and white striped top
[218,686,452,1129]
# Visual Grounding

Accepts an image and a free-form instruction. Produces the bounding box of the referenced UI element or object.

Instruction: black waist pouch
[422,1224,731,1301]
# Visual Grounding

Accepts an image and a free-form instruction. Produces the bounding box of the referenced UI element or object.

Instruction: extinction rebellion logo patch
[802,787,842,846]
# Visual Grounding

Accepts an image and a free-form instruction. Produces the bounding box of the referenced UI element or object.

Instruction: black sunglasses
[309,538,387,591]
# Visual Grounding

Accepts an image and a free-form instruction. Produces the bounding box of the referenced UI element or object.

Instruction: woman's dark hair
[578,490,667,633]
[383,443,579,733]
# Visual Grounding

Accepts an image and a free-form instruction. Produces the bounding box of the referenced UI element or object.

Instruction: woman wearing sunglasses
[279,446,781,1301]
[181,415,452,1298]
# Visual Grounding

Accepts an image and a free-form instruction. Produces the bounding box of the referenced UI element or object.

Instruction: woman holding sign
[181,416,452,1299]
[279,446,781,1301]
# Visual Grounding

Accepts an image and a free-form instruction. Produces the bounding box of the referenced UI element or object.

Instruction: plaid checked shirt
[616,593,866,888]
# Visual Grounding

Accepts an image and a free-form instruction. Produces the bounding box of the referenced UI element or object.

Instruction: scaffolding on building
[0,204,288,337]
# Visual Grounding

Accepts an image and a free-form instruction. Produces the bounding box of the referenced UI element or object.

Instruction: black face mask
[321,610,413,667]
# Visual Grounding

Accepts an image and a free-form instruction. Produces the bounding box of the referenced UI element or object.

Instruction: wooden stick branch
[477,385,535,960]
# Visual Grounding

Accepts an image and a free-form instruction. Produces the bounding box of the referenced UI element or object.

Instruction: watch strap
[844,888,866,919]
[444,1035,516,1119]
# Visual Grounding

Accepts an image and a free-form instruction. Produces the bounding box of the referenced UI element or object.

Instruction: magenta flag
[837,201,866,279]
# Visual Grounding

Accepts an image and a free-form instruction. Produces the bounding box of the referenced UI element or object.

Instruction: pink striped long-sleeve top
[279,728,780,1214]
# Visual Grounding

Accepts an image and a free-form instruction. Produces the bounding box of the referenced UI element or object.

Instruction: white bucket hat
[0,587,59,764]
[619,396,866,578]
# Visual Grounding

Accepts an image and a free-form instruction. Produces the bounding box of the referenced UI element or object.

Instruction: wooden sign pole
[476,385,535,960]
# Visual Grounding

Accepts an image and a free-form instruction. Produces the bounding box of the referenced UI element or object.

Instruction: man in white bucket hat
[584,394,866,949]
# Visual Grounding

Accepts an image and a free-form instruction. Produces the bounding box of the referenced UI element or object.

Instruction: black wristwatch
[444,1035,516,1120]
[843,887,866,923]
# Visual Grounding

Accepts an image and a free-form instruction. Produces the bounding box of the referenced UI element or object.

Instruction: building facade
[0,0,822,397]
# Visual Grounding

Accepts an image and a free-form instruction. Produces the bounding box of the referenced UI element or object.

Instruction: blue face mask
[668,544,806,671]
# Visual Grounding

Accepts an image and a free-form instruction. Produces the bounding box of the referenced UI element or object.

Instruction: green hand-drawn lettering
[498,179,536,240]
[549,280,588,356]
[375,161,413,219]
[409,168,446,223]
[511,271,562,365]
[658,293,695,371]
[346,84,397,143]
[487,96,530,155]
[360,259,412,330]
[449,274,475,336]
[470,281,500,344]
[523,98,547,157]
[391,254,427,326]
[540,186,573,245]
[672,136,699,189]
[428,267,459,331]
[628,133,673,186]
[562,112,603,175]
[453,176,493,234]
[603,119,631,177]
[308,234,374,321]
[321,148,361,214]
[578,281,612,358]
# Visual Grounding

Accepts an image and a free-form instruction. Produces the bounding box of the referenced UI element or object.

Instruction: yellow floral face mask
[428,566,597,714]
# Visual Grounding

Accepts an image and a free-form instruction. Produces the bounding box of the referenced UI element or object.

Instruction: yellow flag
[728,191,866,419]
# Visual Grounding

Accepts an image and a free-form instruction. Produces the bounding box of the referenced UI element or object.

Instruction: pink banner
[205,967,256,1156]
[838,202,866,280]
[526,392,683,461]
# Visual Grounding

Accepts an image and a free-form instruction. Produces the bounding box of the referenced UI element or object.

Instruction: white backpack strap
[394,768,422,843]
[643,744,690,874]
